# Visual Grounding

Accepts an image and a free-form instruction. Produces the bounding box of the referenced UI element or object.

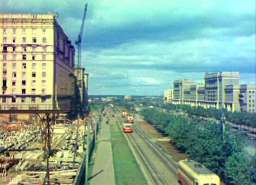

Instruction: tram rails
[117,120,179,185]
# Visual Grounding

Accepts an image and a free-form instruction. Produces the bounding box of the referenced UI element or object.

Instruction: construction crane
[75,2,88,67]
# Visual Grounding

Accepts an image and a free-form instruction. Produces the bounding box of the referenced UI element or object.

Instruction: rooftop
[184,160,213,175]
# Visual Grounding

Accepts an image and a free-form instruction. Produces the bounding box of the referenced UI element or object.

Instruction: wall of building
[0,14,76,118]
[166,72,255,113]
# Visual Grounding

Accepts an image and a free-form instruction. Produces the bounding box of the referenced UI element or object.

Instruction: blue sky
[1,0,255,95]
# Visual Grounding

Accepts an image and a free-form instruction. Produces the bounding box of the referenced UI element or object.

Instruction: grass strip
[110,123,147,185]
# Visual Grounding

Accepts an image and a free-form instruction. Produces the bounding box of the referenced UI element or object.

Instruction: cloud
[1,0,255,95]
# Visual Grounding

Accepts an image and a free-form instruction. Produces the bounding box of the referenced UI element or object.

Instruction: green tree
[225,152,252,185]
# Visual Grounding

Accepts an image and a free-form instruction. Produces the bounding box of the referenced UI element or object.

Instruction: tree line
[162,104,256,128]
[141,108,256,185]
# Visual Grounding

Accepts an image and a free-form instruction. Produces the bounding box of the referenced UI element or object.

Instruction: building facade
[0,14,75,113]
[164,88,173,103]
[166,72,255,113]
[204,72,240,109]
[240,84,256,113]
[173,80,195,104]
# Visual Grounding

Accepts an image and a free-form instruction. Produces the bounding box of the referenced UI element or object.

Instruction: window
[12,81,16,86]
[42,72,46,77]
[42,80,46,84]
[13,46,16,52]
[42,37,47,43]
[3,28,6,34]
[22,89,26,94]
[32,55,36,60]
[22,37,26,43]
[42,63,46,69]
[31,97,36,103]
[42,28,46,33]
[12,63,16,69]
[13,54,16,60]
[22,72,26,78]
[33,37,37,43]
[22,80,26,86]
[23,47,27,52]
[3,80,7,88]
[13,28,16,34]
[2,97,6,103]
[32,88,36,94]
[12,97,16,103]
[42,89,46,94]
[41,97,47,103]
[3,46,7,52]
[3,55,7,60]
[22,54,27,60]
[42,54,46,60]
[22,63,26,69]
[22,28,26,33]
[12,72,17,78]
[3,63,7,68]
[3,37,7,43]
[13,38,16,43]
[32,80,36,85]
[32,72,36,77]
[32,63,36,69]
[21,98,25,103]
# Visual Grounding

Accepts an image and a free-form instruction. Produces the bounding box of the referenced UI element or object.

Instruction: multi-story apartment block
[165,72,256,113]
[224,84,240,112]
[164,88,173,103]
[173,80,195,104]
[204,72,240,109]
[196,83,205,105]
[240,84,256,113]
[0,14,75,115]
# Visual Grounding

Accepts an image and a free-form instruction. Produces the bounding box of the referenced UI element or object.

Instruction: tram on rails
[123,123,133,133]
[177,159,220,185]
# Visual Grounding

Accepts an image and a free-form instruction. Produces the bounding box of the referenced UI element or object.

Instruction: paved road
[89,118,116,185]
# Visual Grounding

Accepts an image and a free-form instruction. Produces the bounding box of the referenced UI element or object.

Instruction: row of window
[2,71,47,78]
[3,62,46,69]
[3,37,47,44]
[3,28,47,34]
[7,79,47,86]
[3,54,47,61]
[1,97,48,103]
[3,46,48,53]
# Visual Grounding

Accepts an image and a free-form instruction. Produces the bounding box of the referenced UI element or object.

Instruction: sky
[1,0,256,95]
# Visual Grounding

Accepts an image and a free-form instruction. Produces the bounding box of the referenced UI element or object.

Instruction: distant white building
[164,89,173,103]
[240,84,256,113]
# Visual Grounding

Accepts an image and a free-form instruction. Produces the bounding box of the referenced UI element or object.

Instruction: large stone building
[204,72,240,109]
[0,14,75,115]
[164,88,173,103]
[166,72,255,113]
[240,84,256,113]
[173,80,195,104]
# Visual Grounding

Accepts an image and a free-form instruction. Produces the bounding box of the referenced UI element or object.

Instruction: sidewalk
[89,119,116,185]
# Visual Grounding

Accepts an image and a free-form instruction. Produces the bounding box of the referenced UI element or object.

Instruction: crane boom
[76,2,88,67]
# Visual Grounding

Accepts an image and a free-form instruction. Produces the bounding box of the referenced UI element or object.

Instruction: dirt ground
[138,120,187,162]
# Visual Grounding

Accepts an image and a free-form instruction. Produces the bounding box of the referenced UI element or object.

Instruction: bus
[177,159,221,185]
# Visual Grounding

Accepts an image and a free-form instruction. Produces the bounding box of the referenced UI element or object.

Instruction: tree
[225,152,252,185]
